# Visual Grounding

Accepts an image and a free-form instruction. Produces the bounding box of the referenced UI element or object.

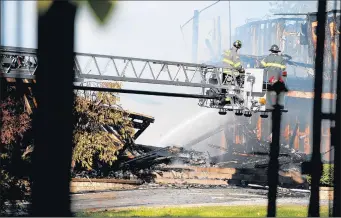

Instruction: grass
[78,205,330,217]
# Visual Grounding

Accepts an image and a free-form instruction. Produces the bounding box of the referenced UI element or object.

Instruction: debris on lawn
[72,142,309,189]
[72,113,309,190]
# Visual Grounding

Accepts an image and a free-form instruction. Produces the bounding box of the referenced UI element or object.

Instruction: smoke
[71,1,275,147]
[158,108,234,152]
[170,158,184,166]
[158,109,215,145]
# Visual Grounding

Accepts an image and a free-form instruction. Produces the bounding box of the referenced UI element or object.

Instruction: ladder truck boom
[0,46,288,117]
[0,45,229,90]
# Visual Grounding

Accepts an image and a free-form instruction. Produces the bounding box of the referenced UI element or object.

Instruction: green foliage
[38,0,117,25]
[0,81,135,214]
[79,205,330,217]
[0,170,29,216]
[86,0,117,25]
[0,87,32,215]
[306,164,334,187]
[72,82,135,170]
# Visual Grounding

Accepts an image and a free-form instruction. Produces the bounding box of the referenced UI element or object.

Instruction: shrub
[306,164,334,187]
[0,87,33,215]
[0,81,135,214]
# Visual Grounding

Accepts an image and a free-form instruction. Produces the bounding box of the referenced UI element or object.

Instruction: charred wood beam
[134,123,150,140]
[102,105,154,122]
[129,115,154,123]
[71,178,143,185]
[120,146,172,167]
[132,122,147,129]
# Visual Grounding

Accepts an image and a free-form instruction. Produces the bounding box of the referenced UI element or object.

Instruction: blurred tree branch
[38,0,117,25]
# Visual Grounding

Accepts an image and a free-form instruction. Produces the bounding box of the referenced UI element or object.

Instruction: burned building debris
[65,81,310,190]
[232,11,340,164]
[72,113,309,190]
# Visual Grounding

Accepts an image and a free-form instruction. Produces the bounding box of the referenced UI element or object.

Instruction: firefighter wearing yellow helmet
[220,40,245,105]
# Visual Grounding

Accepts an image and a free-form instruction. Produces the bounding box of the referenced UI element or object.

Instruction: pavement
[71,186,331,213]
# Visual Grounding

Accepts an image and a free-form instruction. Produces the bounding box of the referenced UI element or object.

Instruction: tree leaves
[37,0,53,15]
[0,89,32,215]
[87,0,117,25]
[0,97,31,145]
[1,80,134,173]
[37,0,117,25]
[72,82,135,170]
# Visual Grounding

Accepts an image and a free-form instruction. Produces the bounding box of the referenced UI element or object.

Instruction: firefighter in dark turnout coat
[260,44,287,107]
[260,44,286,83]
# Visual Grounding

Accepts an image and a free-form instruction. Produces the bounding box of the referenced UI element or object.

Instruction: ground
[71,186,329,213]
[78,205,330,217]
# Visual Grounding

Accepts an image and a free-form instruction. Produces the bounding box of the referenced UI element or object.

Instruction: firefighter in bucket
[220,40,245,106]
[260,44,288,109]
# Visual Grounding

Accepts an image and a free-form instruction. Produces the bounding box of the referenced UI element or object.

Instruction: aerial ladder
[0,45,288,118]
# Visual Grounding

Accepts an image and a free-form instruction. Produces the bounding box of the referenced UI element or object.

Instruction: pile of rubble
[120,145,210,168]
[72,142,309,190]
[69,104,310,190]
[212,141,308,170]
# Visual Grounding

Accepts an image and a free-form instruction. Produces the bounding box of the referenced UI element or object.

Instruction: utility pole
[192,10,199,63]
[213,18,216,43]
[229,1,232,47]
[212,18,216,57]
[181,1,220,63]
[217,16,221,57]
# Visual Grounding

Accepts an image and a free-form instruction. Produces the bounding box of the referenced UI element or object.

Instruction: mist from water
[158,108,235,157]
[158,109,215,145]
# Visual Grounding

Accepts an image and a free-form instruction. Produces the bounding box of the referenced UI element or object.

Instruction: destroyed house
[100,105,155,157]
[231,15,338,162]
[115,108,155,140]
[228,76,333,161]
[234,17,307,63]
[235,11,340,71]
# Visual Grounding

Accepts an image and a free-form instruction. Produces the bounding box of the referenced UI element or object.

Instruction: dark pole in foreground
[308,0,327,217]
[30,1,77,216]
[0,0,2,209]
[267,82,286,217]
[332,11,341,217]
